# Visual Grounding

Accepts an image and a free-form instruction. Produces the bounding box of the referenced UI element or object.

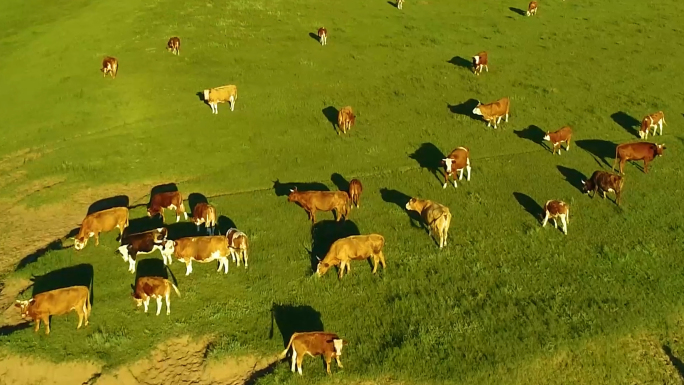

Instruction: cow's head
[315,256,331,277]
[405,197,419,211]
[155,227,168,242]
[287,187,298,202]
[472,104,483,116]
[202,89,210,101]
[131,284,144,307]
[657,144,665,156]
[472,55,479,65]
[443,158,454,173]
[14,299,34,318]
[160,240,175,258]
[74,236,88,251]
[580,179,594,195]
[543,132,551,141]
[331,338,348,356]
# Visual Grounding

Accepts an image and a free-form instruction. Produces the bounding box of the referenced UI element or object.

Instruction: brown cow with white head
[226,228,249,268]
[639,111,666,139]
[542,200,569,235]
[472,51,488,75]
[527,1,538,16]
[148,191,188,223]
[278,332,348,375]
[543,126,573,155]
[101,56,118,78]
[472,97,510,129]
[337,106,355,135]
[318,28,328,45]
[441,146,471,189]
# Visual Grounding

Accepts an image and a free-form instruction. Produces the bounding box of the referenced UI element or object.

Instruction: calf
[167,36,181,55]
[612,142,666,175]
[203,85,238,114]
[472,97,510,129]
[117,228,168,273]
[74,206,129,250]
[148,191,188,222]
[14,286,91,335]
[226,228,249,268]
[192,202,217,235]
[639,111,666,139]
[527,1,538,16]
[348,178,363,208]
[316,234,386,279]
[441,146,471,189]
[161,236,231,275]
[405,197,452,248]
[397,0,404,9]
[278,332,348,375]
[581,170,625,205]
[287,187,349,223]
[131,277,180,316]
[101,56,118,78]
[337,106,356,134]
[472,51,488,75]
[543,126,573,155]
[542,200,569,235]
[318,27,328,45]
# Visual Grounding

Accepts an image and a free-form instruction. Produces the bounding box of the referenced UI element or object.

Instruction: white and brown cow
[161,236,231,275]
[15,286,91,335]
[117,228,168,273]
[543,126,573,155]
[581,170,625,205]
[74,207,129,250]
[405,197,452,248]
[639,111,666,139]
[226,228,249,268]
[148,191,188,223]
[101,56,118,78]
[318,27,328,45]
[472,97,510,129]
[527,1,538,16]
[472,51,488,75]
[192,203,217,235]
[278,332,348,375]
[131,276,180,316]
[542,200,569,235]
[441,146,471,189]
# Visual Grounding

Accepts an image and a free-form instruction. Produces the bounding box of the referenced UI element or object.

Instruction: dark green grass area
[1,0,684,382]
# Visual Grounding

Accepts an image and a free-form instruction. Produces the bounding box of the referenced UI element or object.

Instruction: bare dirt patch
[0,277,33,328]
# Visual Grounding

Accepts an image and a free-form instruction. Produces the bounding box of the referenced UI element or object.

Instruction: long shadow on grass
[557,166,586,192]
[15,231,78,271]
[273,179,329,197]
[270,304,324,348]
[87,195,130,215]
[217,215,237,236]
[380,189,422,228]
[0,323,32,336]
[611,111,640,137]
[409,143,445,185]
[447,99,480,121]
[308,32,320,42]
[188,193,208,216]
[148,183,179,208]
[322,106,338,132]
[514,125,546,150]
[663,345,684,380]
[330,173,350,192]
[576,139,615,169]
[509,7,526,16]
[308,220,360,274]
[31,264,94,305]
[166,221,199,240]
[513,192,542,222]
[447,56,472,70]
[123,216,164,239]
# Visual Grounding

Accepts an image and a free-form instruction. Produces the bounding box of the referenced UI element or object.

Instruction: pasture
[1,0,684,383]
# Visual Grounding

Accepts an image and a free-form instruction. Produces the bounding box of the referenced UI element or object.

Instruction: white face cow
[543,133,551,141]
[472,106,483,116]
[333,339,345,356]
[443,158,454,173]
[14,299,33,318]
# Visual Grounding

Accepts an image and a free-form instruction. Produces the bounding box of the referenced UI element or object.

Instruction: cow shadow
[270,304,324,348]
[322,106,338,132]
[135,258,169,280]
[217,215,237,235]
[0,323,32,336]
[409,143,445,184]
[149,183,179,206]
[14,228,79,271]
[87,195,130,215]
[576,139,615,168]
[513,192,542,222]
[447,56,472,70]
[308,32,320,42]
[557,166,586,192]
[308,220,360,274]
[509,7,526,16]
[380,188,422,228]
[30,264,94,306]
[663,345,684,380]
[611,112,640,137]
[188,193,208,215]
[514,125,546,149]
[273,179,329,197]
[330,173,350,192]
[123,216,164,239]
[166,221,199,240]
[448,99,480,121]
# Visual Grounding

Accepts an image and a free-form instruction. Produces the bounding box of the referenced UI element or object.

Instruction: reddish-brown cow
[287,188,349,223]
[192,202,217,235]
[148,191,188,222]
[167,37,180,55]
[441,146,471,189]
[612,142,666,175]
[542,200,569,235]
[472,51,488,75]
[131,276,180,316]
[581,170,625,205]
[543,126,573,155]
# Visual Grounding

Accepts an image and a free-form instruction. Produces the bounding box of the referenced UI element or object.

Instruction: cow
[472,51,488,75]
[612,142,666,175]
[117,228,168,273]
[542,200,569,235]
[192,202,217,235]
[167,36,181,55]
[315,234,386,279]
[318,27,328,45]
[131,277,180,316]
[441,146,471,189]
[287,188,349,223]
[161,236,231,275]
[147,191,188,223]
[639,111,666,139]
[472,97,510,129]
[337,106,356,135]
[348,178,363,208]
[527,1,538,16]
[14,286,91,335]
[74,206,129,250]
[278,332,348,375]
[203,85,238,114]
[101,56,118,78]
[581,170,625,205]
[397,0,404,9]
[405,197,452,248]
[543,126,573,155]
[226,228,249,268]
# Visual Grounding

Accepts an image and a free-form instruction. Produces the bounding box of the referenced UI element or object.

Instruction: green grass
[1,0,684,383]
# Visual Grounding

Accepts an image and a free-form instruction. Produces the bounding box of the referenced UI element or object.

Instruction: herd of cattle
[11,0,672,376]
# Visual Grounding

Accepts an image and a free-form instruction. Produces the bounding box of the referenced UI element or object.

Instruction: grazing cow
[405,197,452,248]
[441,146,471,189]
[203,85,238,114]
[472,51,488,75]
[639,111,666,139]
[527,1,538,16]
[192,203,217,235]
[226,228,249,268]
[117,228,168,273]
[337,106,356,134]
[287,188,349,223]
[161,236,231,275]
[397,0,404,9]
[131,277,180,316]
[148,191,188,223]
[101,56,118,78]
[316,234,386,279]
[581,170,625,205]
[167,36,181,55]
[318,27,328,45]
[14,286,91,335]
[278,332,348,375]
[348,178,363,208]
[74,207,129,250]
[543,126,573,155]
[472,97,510,129]
[542,200,569,235]
[612,142,666,175]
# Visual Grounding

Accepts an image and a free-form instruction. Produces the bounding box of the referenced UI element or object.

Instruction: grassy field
[1,0,684,383]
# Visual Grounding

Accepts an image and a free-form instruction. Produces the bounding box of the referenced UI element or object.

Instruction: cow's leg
[459,168,464,180]
[552,218,558,229]
[156,297,163,316]
[297,354,304,375]
[43,316,50,335]
[76,307,84,329]
[466,165,472,181]
[34,318,41,333]
[643,159,649,173]
[378,251,387,269]
[165,293,172,315]
[442,171,450,189]
[560,215,568,235]
[185,261,193,276]
[336,356,344,368]
[541,212,549,227]
[291,350,297,372]
[372,255,379,273]
[566,138,571,151]
[325,355,332,374]
[659,121,663,135]
[222,257,229,274]
[242,250,249,268]
[144,297,150,313]
[338,262,345,279]
[94,232,100,246]
[485,64,489,72]
[217,258,224,272]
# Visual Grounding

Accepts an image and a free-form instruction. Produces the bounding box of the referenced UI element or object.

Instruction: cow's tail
[442,211,452,239]
[278,333,298,360]
[86,288,92,317]
[112,62,118,77]
[611,146,620,171]
[171,282,181,298]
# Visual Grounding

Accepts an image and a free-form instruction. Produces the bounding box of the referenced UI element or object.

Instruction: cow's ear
[323,263,329,268]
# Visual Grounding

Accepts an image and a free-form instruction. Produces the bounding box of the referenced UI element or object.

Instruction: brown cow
[101,56,118,78]
[441,146,471,189]
[543,126,573,155]
[14,286,91,335]
[639,111,666,139]
[612,142,666,175]
[131,277,180,316]
[542,200,569,235]
[472,51,488,75]
[581,170,625,205]
[316,234,386,279]
[278,332,348,375]
[161,236,231,275]
[287,188,349,223]
[318,27,328,45]
[167,36,180,55]
[226,228,249,268]
[192,202,217,235]
[148,191,188,222]
[405,197,452,248]
[472,97,510,129]
[348,178,363,208]
[74,207,129,250]
[337,106,355,134]
[117,228,168,273]
[527,1,538,16]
